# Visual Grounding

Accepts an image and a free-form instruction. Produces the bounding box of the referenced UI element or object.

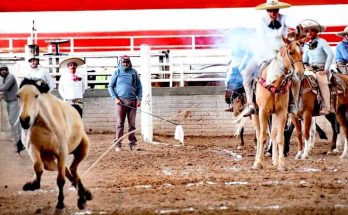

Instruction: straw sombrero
[255,0,291,10]
[301,21,326,33]
[59,57,85,68]
[337,26,348,37]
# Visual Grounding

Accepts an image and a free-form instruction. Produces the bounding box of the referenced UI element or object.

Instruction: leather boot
[243,81,256,117]
[289,79,300,115]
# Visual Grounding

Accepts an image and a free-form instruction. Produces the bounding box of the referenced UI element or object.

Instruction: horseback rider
[302,21,334,115]
[242,0,300,117]
[335,26,348,74]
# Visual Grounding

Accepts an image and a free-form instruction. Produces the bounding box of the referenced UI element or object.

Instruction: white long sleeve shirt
[255,13,292,61]
[58,71,86,101]
[26,66,54,90]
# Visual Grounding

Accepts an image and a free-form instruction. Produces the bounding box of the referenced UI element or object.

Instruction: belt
[66,98,83,104]
[308,64,324,71]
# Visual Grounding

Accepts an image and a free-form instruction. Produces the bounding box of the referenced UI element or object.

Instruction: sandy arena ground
[0,132,348,215]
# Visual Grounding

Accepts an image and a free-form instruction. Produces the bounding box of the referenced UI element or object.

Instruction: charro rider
[302,20,334,115]
[242,0,301,117]
[335,26,348,74]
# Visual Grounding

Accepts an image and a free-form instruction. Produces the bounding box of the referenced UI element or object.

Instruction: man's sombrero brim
[59,57,85,68]
[302,24,326,33]
[337,31,348,37]
[255,2,291,10]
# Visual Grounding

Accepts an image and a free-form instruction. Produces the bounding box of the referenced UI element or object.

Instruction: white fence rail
[0,48,233,88]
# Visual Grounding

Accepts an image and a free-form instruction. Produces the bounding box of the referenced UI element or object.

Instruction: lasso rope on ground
[82,90,225,176]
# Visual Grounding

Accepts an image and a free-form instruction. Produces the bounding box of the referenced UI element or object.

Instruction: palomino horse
[252,37,305,171]
[290,73,340,160]
[331,73,348,159]
[17,78,92,209]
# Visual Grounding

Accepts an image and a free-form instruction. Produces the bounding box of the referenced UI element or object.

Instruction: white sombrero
[301,21,326,33]
[255,0,291,10]
[337,26,348,37]
[59,57,85,68]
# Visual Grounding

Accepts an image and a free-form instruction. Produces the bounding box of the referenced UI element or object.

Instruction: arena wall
[75,86,250,136]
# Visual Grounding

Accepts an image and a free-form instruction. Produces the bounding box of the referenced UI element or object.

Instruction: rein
[258,43,302,95]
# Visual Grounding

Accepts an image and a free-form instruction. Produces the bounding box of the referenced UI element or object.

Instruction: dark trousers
[72,104,83,117]
[115,99,137,147]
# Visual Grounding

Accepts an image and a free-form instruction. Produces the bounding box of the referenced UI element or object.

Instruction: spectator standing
[0,64,24,153]
[58,57,86,117]
[26,56,54,90]
[108,55,142,152]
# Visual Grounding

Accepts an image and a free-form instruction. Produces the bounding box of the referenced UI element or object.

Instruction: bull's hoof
[78,197,86,210]
[23,182,40,191]
[85,190,93,201]
[56,201,65,209]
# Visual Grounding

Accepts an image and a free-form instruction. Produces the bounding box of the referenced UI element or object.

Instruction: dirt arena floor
[0,132,348,215]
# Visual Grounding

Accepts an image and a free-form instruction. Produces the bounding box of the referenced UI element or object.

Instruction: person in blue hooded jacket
[108,55,143,152]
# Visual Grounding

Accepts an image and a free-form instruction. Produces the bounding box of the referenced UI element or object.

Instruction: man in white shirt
[242,0,300,116]
[26,56,54,90]
[58,57,86,117]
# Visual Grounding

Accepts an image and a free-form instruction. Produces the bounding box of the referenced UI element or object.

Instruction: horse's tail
[233,109,250,137]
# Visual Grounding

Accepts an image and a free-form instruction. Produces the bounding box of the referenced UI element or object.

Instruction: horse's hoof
[237,145,244,150]
[265,152,271,157]
[85,190,93,201]
[333,149,339,154]
[23,182,40,191]
[295,152,302,160]
[326,150,333,155]
[277,165,287,172]
[56,202,65,209]
[301,154,309,160]
[340,154,348,160]
[252,163,263,170]
[78,197,86,210]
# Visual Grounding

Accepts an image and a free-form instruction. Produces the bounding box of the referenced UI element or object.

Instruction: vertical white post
[140,44,153,143]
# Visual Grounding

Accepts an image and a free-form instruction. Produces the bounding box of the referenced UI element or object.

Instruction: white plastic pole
[140,44,153,143]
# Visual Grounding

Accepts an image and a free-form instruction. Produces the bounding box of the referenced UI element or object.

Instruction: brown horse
[290,73,340,160]
[331,73,348,159]
[252,37,305,171]
[17,78,92,210]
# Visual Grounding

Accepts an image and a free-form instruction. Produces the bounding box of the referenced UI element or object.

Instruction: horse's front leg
[275,111,287,171]
[290,115,303,159]
[237,127,245,149]
[23,148,43,191]
[253,111,268,170]
[335,107,348,159]
[302,112,313,159]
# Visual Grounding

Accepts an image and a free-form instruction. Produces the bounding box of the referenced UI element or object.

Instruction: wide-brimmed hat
[337,26,348,37]
[27,55,39,62]
[59,57,85,68]
[255,0,291,10]
[301,21,326,33]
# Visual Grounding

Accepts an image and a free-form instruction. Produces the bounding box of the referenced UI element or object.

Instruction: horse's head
[17,79,50,129]
[282,36,305,81]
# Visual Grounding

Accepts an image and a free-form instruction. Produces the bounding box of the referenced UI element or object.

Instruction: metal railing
[0,48,232,88]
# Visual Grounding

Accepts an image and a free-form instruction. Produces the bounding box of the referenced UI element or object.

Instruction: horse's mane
[20,78,50,94]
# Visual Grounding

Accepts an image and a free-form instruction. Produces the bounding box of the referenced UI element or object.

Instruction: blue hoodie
[108,56,143,100]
